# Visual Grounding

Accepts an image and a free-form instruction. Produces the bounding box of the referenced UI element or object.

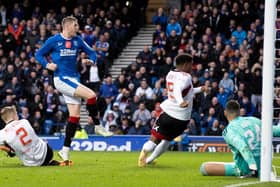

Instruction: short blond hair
[61,16,78,28]
[0,105,17,123]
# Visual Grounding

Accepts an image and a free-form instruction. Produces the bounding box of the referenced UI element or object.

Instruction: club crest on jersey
[65,41,72,48]
[73,40,78,47]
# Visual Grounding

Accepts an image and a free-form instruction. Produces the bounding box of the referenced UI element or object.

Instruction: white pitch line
[225,181,262,187]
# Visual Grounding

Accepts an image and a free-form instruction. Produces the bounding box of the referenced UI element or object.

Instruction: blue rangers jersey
[35,34,97,78]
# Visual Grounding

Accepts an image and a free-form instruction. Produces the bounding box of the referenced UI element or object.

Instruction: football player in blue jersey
[35,16,113,162]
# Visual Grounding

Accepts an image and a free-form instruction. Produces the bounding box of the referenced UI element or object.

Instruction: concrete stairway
[80,104,88,127]
[109,24,156,80]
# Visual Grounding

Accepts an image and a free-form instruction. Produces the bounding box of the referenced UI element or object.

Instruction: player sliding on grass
[0,104,69,166]
[200,100,280,177]
[35,16,113,162]
[138,53,208,167]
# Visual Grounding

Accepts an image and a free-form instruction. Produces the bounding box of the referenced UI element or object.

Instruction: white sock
[62,146,70,153]
[142,140,157,153]
[146,140,170,164]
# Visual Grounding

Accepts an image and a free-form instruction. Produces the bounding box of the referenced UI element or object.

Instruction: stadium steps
[80,104,88,127]
[109,24,156,80]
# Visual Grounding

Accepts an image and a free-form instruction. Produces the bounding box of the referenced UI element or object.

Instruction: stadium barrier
[42,136,280,152]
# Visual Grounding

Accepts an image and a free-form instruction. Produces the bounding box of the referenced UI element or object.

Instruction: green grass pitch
[0,152,279,187]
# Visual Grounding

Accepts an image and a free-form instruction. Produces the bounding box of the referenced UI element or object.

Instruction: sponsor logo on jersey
[60,49,77,56]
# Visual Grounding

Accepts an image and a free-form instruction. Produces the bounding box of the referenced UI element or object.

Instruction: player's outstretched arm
[35,37,54,68]
[79,37,97,64]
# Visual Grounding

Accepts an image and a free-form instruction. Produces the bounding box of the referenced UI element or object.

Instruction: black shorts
[151,112,189,141]
[41,143,53,166]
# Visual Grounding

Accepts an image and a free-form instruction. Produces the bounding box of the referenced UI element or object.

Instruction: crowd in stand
[106,0,267,136]
[0,0,147,134]
[0,0,277,137]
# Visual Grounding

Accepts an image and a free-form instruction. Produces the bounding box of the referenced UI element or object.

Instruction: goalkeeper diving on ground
[200,100,280,178]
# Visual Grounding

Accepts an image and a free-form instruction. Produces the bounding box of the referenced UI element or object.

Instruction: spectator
[196,84,212,116]
[250,67,262,113]
[84,116,95,135]
[135,78,153,101]
[118,114,132,134]
[240,95,256,116]
[219,72,234,93]
[217,87,229,108]
[81,25,95,46]
[29,93,44,115]
[186,118,199,135]
[132,102,151,127]
[0,5,7,27]
[115,88,130,112]
[158,57,174,78]
[4,76,22,99]
[152,80,164,102]
[137,46,153,64]
[131,71,143,89]
[44,85,59,120]
[166,17,182,37]
[127,119,147,135]
[93,34,110,79]
[114,74,128,90]
[103,110,118,132]
[30,110,44,134]
[152,102,162,118]
[99,74,118,100]
[201,107,216,135]
[0,28,16,54]
[166,30,180,58]
[152,7,167,28]
[153,24,162,42]
[232,25,247,46]
[148,58,160,85]
[205,119,223,136]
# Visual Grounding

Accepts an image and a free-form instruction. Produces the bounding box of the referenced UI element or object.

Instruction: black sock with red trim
[64,116,80,147]
[86,97,100,125]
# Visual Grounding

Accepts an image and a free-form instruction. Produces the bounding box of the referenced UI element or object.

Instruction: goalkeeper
[200,100,280,177]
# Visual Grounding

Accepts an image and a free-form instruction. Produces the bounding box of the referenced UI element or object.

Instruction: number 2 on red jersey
[16,127,32,146]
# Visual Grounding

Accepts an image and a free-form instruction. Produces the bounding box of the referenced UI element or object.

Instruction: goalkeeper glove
[249,164,258,177]
[249,169,258,178]
[240,169,258,178]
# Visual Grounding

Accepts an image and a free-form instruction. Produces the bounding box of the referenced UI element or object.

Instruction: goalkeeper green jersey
[223,116,261,174]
